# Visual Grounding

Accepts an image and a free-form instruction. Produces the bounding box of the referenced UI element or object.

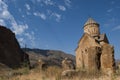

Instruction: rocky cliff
[0,25,29,68]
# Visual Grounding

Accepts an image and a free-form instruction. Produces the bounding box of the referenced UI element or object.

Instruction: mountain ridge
[22,48,75,67]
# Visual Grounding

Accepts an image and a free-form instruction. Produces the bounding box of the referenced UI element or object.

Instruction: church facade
[75,18,115,72]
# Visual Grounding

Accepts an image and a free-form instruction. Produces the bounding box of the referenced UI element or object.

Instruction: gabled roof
[77,33,90,44]
[75,33,101,51]
[84,18,99,27]
[97,34,109,43]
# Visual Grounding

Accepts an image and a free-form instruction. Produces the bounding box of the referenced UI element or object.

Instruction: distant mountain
[22,48,75,67]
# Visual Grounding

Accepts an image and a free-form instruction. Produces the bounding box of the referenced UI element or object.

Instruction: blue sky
[0,0,120,59]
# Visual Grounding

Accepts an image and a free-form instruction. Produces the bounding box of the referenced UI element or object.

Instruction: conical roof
[84,18,99,27]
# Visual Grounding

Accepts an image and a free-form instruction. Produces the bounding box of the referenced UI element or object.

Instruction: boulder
[0,25,29,68]
[36,59,47,70]
[62,58,75,70]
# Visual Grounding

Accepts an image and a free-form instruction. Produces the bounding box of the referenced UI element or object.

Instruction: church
[75,18,115,72]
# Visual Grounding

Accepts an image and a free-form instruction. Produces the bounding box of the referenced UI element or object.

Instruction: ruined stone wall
[101,43,115,73]
[87,46,101,71]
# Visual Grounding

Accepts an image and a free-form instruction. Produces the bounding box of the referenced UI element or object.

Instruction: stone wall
[101,43,115,73]
[87,46,101,71]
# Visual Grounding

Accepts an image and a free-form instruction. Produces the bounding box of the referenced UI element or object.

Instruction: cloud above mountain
[0,0,35,47]
[0,0,72,48]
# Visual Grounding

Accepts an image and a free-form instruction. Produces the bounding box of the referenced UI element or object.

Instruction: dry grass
[1,66,120,80]
[0,66,63,80]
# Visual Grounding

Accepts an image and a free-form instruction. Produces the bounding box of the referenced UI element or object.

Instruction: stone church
[75,18,115,72]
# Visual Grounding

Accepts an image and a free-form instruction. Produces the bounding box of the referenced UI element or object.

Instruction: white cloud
[64,0,71,7]
[25,4,31,10]
[103,18,116,27]
[25,33,34,41]
[18,38,24,42]
[24,32,35,47]
[12,23,28,35]
[0,0,35,47]
[43,0,54,6]
[33,12,46,20]
[58,5,66,11]
[26,12,31,15]
[17,32,35,48]
[0,0,29,35]
[1,10,10,18]
[107,8,113,13]
[30,0,72,22]
[112,25,120,31]
[35,0,54,6]
[47,10,62,22]
[0,19,5,26]
[18,38,24,47]
[33,12,38,16]
[52,13,61,22]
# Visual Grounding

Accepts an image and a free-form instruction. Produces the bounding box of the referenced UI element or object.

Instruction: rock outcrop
[0,25,29,68]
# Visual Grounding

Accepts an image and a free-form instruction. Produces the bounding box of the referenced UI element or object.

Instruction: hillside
[22,48,75,67]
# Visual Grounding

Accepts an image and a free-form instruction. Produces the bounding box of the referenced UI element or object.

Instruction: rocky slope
[22,48,75,67]
[0,25,29,68]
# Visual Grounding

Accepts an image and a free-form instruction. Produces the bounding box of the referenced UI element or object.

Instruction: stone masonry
[75,18,115,73]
